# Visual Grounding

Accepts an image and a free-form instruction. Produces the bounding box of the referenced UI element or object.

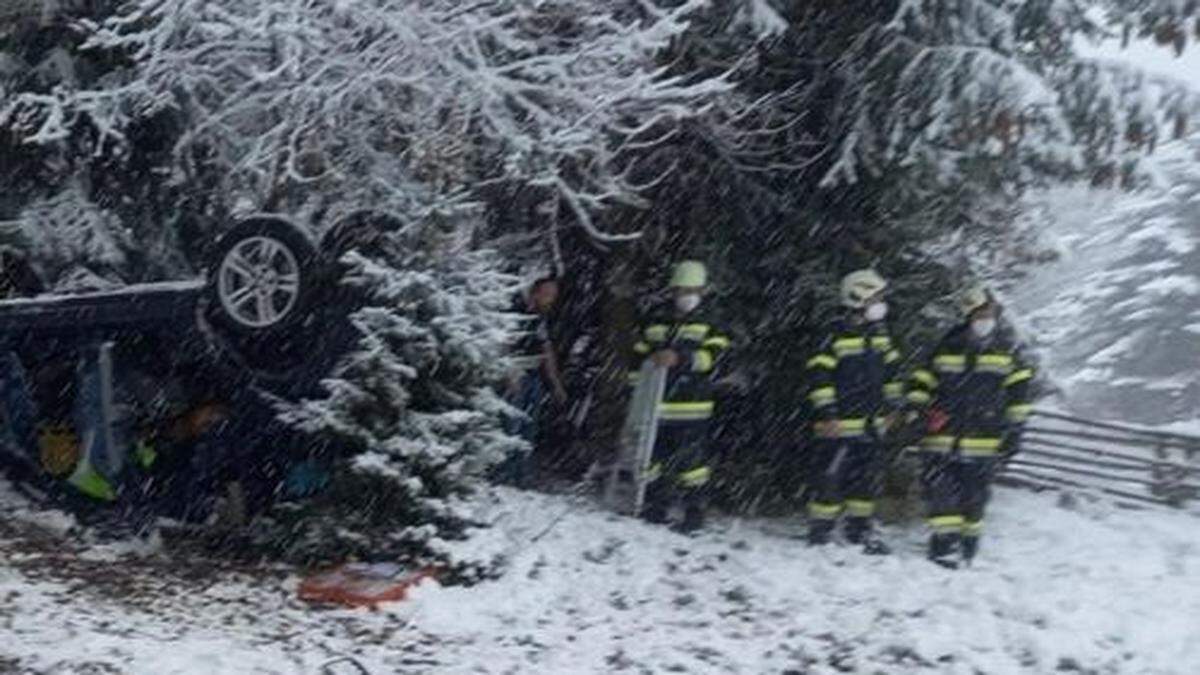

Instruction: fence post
[1152,441,1190,508]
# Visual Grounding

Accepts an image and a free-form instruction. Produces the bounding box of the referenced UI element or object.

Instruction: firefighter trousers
[922,455,995,561]
[643,419,712,529]
[807,438,883,544]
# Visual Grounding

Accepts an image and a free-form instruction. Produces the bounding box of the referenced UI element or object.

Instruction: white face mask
[971,318,997,338]
[675,293,701,313]
[864,301,888,322]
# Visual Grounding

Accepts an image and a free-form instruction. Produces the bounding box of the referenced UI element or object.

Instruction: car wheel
[208,216,317,335]
[206,216,321,374]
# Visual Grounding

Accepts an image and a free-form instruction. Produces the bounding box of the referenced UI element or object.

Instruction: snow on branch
[820,0,1194,189]
[82,0,734,241]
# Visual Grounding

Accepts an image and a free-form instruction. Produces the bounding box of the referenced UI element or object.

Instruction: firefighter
[631,260,730,532]
[906,284,1034,568]
[803,269,905,553]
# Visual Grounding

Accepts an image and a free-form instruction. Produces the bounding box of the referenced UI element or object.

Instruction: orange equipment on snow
[298,562,441,608]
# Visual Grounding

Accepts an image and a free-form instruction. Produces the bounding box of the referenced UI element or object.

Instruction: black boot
[844,517,889,554]
[861,533,891,556]
[962,535,980,564]
[641,480,670,524]
[844,516,869,544]
[808,519,835,546]
[677,504,705,534]
[641,503,669,524]
[928,533,961,569]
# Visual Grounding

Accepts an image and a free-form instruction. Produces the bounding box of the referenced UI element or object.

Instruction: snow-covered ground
[3,482,1198,674]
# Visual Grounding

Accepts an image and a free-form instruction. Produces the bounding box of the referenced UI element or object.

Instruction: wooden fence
[998,409,1200,509]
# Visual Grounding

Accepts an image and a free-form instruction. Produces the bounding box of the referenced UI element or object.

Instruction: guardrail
[998,409,1200,509]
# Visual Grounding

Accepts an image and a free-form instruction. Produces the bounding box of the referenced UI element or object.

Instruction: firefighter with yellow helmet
[906,284,1035,568]
[631,260,731,532]
[802,269,906,553]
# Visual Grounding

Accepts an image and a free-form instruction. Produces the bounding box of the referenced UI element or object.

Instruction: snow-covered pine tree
[84,0,733,242]
[815,0,1196,193]
[2,181,129,290]
[271,213,524,563]
[0,1,191,285]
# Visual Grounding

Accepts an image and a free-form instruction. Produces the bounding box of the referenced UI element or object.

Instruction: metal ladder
[602,361,668,516]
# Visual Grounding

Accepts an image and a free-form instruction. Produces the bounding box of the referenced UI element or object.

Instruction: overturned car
[0,213,388,528]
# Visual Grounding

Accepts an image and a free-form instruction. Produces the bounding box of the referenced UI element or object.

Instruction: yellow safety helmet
[670,260,707,289]
[840,269,888,309]
[958,284,994,317]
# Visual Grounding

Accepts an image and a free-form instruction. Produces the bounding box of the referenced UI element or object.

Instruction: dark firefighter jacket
[631,311,730,423]
[804,316,905,439]
[906,323,1034,458]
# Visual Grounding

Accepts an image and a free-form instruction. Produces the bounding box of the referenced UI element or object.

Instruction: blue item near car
[283,459,332,499]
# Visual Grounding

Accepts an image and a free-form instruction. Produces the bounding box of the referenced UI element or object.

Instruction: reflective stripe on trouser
[920,435,1002,456]
[845,499,875,518]
[808,501,843,520]
[927,514,964,534]
[643,418,713,517]
[921,457,994,539]
[808,439,881,524]
[658,401,714,421]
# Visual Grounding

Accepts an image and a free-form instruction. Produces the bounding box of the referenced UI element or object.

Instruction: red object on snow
[299,562,441,608]
[926,408,950,434]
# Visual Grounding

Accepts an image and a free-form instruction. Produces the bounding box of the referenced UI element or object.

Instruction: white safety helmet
[670,260,708,289]
[840,269,888,309]
[958,284,994,317]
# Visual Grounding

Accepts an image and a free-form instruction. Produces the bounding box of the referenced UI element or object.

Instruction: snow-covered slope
[3,484,1198,674]
[1009,138,1200,425]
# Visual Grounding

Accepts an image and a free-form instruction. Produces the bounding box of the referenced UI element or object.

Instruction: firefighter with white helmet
[906,283,1035,567]
[802,269,906,552]
[630,260,731,532]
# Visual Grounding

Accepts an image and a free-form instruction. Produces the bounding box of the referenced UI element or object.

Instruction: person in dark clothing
[803,269,906,553]
[496,276,568,485]
[906,284,1034,568]
[631,261,730,532]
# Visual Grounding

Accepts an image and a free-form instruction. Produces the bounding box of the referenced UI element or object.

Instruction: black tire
[205,216,320,373]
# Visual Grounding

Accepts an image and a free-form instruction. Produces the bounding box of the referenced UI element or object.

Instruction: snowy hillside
[3,483,1198,674]
[1009,136,1200,425]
